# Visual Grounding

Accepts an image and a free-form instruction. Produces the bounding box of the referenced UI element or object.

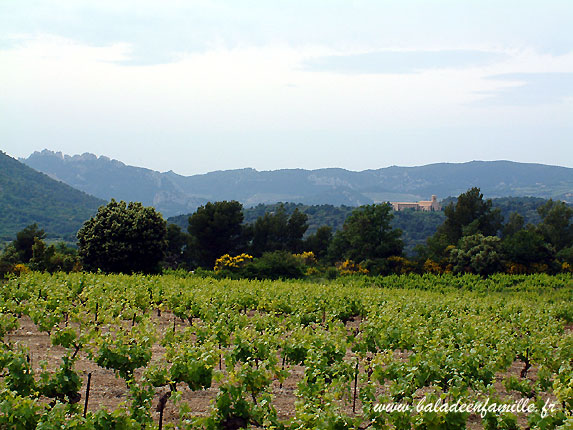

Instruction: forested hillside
[0,151,105,242]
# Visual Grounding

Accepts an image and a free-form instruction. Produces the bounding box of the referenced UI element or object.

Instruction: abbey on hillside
[391,195,441,212]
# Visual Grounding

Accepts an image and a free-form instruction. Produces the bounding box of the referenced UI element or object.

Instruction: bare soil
[4,313,551,429]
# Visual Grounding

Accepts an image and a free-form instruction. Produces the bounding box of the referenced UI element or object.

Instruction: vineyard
[0,272,572,429]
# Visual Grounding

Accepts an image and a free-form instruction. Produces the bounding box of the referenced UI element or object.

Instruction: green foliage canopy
[13,223,46,263]
[303,225,333,260]
[242,250,306,280]
[250,205,309,256]
[163,224,189,269]
[0,224,79,275]
[449,234,504,276]
[425,187,503,260]
[536,199,573,252]
[328,203,403,264]
[77,200,167,273]
[502,229,555,267]
[187,201,247,268]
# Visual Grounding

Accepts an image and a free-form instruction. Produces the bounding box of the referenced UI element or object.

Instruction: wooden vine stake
[83,373,92,418]
[280,355,286,389]
[157,392,170,430]
[352,360,359,414]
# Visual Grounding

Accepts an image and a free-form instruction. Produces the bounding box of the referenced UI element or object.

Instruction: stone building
[391,195,441,212]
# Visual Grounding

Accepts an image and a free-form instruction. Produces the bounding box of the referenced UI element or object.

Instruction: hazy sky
[1,1,573,174]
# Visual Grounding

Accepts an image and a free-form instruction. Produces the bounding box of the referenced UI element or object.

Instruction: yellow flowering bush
[506,262,528,274]
[423,259,443,274]
[387,256,416,274]
[293,251,317,266]
[305,267,320,276]
[13,264,30,275]
[214,253,253,272]
[336,259,368,275]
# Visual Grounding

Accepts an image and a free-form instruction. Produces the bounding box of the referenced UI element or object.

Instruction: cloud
[473,73,573,106]
[0,2,226,65]
[302,50,509,74]
[4,1,573,66]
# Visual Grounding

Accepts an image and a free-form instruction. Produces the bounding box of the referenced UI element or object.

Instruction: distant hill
[23,150,573,218]
[22,150,207,217]
[0,151,105,242]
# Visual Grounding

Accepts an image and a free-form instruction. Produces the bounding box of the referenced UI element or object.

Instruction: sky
[1,0,573,175]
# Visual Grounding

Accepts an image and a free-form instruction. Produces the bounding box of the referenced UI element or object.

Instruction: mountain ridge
[22,150,573,218]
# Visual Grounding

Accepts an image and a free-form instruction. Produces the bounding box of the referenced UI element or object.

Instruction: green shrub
[243,251,305,280]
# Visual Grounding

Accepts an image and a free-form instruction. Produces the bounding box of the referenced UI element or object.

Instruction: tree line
[1,187,572,278]
[169,197,551,257]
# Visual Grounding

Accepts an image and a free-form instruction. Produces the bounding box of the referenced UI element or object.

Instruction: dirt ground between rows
[4,313,566,429]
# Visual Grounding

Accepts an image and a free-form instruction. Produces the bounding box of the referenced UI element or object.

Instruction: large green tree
[501,213,525,239]
[442,187,503,241]
[163,224,190,269]
[13,223,46,263]
[29,239,78,273]
[0,224,79,274]
[77,200,167,273]
[449,233,504,276]
[250,205,309,256]
[303,225,333,260]
[424,187,503,260]
[502,229,554,268]
[187,201,247,268]
[328,203,403,265]
[536,199,573,252]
